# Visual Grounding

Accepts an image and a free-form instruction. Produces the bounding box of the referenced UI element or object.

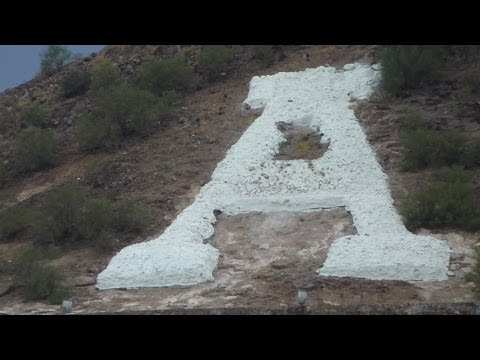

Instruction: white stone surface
[97,63,451,290]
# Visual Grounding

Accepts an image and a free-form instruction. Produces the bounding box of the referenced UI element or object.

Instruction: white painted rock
[97,61,450,289]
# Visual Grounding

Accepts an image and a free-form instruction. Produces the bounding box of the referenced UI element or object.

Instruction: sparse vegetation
[112,199,152,234]
[401,128,480,171]
[89,59,122,94]
[13,245,66,304]
[197,45,235,80]
[138,55,196,95]
[19,102,48,128]
[15,127,58,172]
[60,70,91,97]
[76,198,115,250]
[76,84,165,150]
[295,139,312,158]
[0,162,7,188]
[398,109,428,132]
[40,183,87,244]
[251,45,275,66]
[380,46,437,95]
[0,182,150,250]
[399,166,480,231]
[0,205,35,240]
[40,45,74,75]
[455,69,480,103]
[76,112,121,151]
[465,248,480,299]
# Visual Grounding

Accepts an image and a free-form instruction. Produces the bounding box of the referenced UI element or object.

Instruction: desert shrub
[15,127,58,172]
[0,162,7,188]
[76,112,121,151]
[398,109,428,132]
[401,130,480,171]
[380,45,437,95]
[13,245,66,304]
[38,183,87,244]
[60,70,91,98]
[96,84,161,135]
[40,45,74,75]
[197,45,235,80]
[77,84,165,150]
[0,205,35,240]
[138,55,195,95]
[456,69,480,103]
[251,45,275,66]
[465,248,480,299]
[462,69,480,93]
[399,166,480,231]
[112,200,151,234]
[76,198,114,243]
[19,103,48,128]
[89,60,122,94]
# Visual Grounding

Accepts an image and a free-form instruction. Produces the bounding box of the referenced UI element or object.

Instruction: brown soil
[274,122,329,160]
[2,45,478,315]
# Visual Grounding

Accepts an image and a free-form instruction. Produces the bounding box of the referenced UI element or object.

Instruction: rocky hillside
[2,45,478,314]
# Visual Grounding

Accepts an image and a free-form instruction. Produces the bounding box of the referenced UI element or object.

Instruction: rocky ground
[1,45,478,314]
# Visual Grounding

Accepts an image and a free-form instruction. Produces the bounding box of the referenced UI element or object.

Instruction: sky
[0,45,105,93]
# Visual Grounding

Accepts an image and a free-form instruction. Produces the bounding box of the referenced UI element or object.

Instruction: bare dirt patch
[274,122,329,160]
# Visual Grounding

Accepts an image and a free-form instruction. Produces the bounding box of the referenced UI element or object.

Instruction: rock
[447,271,455,277]
[73,276,96,287]
[88,267,99,274]
[270,259,293,269]
[344,64,355,71]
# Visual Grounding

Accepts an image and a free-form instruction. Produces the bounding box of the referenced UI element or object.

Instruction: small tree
[40,45,74,75]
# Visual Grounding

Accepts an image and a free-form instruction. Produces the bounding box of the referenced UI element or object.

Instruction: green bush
[465,248,480,299]
[76,198,114,242]
[251,45,275,66]
[77,84,165,150]
[60,70,91,98]
[19,103,48,128]
[1,182,151,250]
[0,162,7,188]
[380,46,437,95]
[76,112,121,151]
[15,127,58,173]
[456,69,480,103]
[197,45,235,80]
[399,166,480,231]
[398,109,428,132]
[90,60,122,94]
[138,55,195,95]
[401,130,480,171]
[112,200,151,234]
[0,205,35,240]
[13,245,66,304]
[41,183,87,243]
[40,45,74,75]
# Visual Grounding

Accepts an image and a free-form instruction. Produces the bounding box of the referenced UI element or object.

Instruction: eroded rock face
[97,62,450,290]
